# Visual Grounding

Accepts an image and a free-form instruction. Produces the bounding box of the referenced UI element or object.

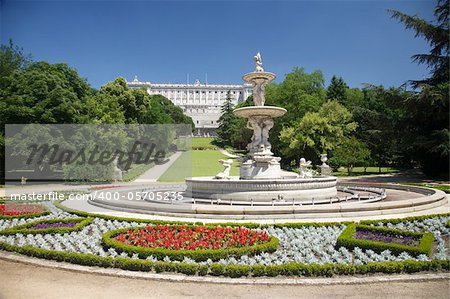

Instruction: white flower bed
[0,202,449,267]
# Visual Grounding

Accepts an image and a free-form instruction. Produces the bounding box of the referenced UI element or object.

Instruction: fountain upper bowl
[234,106,287,118]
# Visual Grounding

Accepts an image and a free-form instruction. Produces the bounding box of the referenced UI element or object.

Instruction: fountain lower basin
[185,176,337,202]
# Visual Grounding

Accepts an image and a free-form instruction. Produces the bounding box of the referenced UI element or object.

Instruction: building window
[196,120,199,124]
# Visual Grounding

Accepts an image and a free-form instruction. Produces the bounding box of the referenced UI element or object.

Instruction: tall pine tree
[215,91,238,147]
[388,0,449,178]
[326,75,348,103]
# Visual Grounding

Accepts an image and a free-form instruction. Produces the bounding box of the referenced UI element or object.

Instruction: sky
[1,0,436,89]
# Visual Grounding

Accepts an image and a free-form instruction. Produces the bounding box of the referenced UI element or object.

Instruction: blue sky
[1,0,435,89]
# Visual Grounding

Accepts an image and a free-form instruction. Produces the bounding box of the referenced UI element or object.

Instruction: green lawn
[403,182,450,193]
[158,150,240,182]
[334,166,401,177]
[191,137,218,150]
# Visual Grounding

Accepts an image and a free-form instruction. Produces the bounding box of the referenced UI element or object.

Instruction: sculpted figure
[254,52,264,72]
[299,158,313,178]
[261,118,274,149]
[112,156,123,181]
[215,159,233,179]
[246,118,262,150]
[253,82,266,106]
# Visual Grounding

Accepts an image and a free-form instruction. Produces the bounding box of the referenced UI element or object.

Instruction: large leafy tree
[329,136,371,174]
[0,61,93,126]
[388,0,449,178]
[265,67,327,157]
[0,39,32,88]
[280,100,357,166]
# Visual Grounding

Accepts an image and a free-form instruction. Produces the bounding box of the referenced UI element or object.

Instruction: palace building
[127,76,253,136]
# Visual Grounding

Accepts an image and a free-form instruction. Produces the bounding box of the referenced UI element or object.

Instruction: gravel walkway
[0,259,448,299]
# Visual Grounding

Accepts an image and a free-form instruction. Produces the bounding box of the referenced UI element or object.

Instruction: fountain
[87,54,448,219]
[185,53,338,202]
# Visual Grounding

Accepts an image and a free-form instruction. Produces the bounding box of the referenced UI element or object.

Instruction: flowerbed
[103,224,279,261]
[336,224,434,257]
[0,217,94,236]
[0,200,448,277]
[116,225,270,250]
[0,203,49,219]
[353,229,420,246]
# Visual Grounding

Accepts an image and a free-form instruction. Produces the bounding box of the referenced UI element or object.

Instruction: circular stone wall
[185,176,338,202]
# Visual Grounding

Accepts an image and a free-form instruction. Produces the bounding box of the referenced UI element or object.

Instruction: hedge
[0,240,448,278]
[336,223,434,257]
[0,217,94,236]
[360,213,450,225]
[102,226,280,262]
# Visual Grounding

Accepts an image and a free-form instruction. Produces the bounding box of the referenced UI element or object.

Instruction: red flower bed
[0,203,46,216]
[115,225,270,250]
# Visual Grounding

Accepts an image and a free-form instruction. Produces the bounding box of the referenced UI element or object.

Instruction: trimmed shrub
[210,264,225,276]
[224,264,251,278]
[177,263,199,275]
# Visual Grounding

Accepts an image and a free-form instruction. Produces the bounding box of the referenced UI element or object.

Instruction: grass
[122,163,155,181]
[191,137,218,150]
[403,182,450,194]
[158,150,240,182]
[334,166,401,177]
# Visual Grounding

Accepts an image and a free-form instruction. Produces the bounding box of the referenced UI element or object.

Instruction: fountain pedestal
[234,106,287,179]
[234,64,288,180]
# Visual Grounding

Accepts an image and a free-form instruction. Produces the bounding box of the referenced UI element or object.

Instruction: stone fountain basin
[185,176,337,202]
[233,106,287,118]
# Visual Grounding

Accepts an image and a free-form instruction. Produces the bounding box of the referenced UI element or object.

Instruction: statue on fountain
[254,52,264,72]
[299,158,314,178]
[214,159,233,179]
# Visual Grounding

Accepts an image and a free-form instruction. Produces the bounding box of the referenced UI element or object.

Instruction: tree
[329,137,371,174]
[327,75,348,103]
[215,91,239,147]
[389,0,449,87]
[0,61,93,126]
[0,39,32,88]
[388,0,449,178]
[265,68,327,158]
[279,100,357,166]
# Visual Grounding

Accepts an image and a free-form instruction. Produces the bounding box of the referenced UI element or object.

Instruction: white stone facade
[127,77,253,135]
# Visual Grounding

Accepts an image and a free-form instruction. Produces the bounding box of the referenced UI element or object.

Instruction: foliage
[329,137,371,174]
[327,75,348,103]
[191,137,217,150]
[388,0,449,87]
[386,0,449,178]
[215,91,240,147]
[0,39,32,88]
[279,101,357,165]
[0,237,448,277]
